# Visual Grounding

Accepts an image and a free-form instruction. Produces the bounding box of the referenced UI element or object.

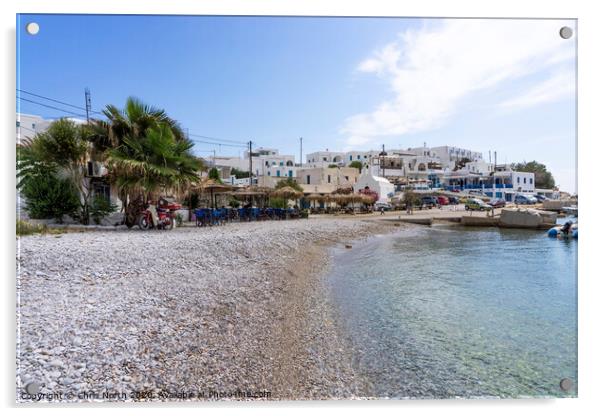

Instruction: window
[306,175,311,184]
[524,177,527,184]
[276,170,280,177]
[323,157,328,162]
[344,176,349,181]
[327,175,331,184]
[272,161,276,166]
[267,171,271,176]
[349,155,353,161]
[92,182,111,203]
[517,177,520,184]
[279,161,283,166]
[265,161,269,166]
[288,170,293,177]
[357,155,361,160]
[364,155,367,158]
[16,121,20,127]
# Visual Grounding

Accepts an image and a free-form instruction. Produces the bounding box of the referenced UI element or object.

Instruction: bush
[228,198,240,208]
[21,174,80,223]
[90,195,118,225]
[269,197,287,209]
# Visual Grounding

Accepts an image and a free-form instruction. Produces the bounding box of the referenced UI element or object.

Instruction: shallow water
[327,224,577,398]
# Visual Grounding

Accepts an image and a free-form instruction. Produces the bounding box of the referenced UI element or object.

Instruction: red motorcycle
[138,197,182,230]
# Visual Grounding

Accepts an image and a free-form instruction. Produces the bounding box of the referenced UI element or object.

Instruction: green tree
[328,164,339,168]
[348,160,363,172]
[275,177,303,192]
[97,98,204,226]
[231,167,249,179]
[402,187,420,208]
[208,167,222,183]
[511,160,556,189]
[17,119,94,224]
[105,123,202,197]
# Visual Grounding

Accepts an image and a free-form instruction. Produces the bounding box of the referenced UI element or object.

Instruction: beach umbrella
[272,186,303,206]
[306,193,323,209]
[196,179,233,208]
[360,194,375,205]
[331,187,353,195]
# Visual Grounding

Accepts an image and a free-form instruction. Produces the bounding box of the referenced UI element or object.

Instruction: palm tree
[104,122,203,226]
[91,97,204,226]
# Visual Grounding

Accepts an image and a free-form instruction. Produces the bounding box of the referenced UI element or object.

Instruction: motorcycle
[138,197,182,230]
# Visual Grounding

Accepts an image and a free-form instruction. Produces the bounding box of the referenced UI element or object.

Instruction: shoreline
[16,217,401,402]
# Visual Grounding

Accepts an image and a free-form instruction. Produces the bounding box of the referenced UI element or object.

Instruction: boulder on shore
[499,208,557,228]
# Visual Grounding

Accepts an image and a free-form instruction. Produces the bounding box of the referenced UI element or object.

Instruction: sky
[16,15,577,192]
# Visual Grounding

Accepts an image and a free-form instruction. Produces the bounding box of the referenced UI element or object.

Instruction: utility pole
[299,137,303,168]
[84,87,92,123]
[248,141,253,187]
[213,149,216,167]
[379,144,387,178]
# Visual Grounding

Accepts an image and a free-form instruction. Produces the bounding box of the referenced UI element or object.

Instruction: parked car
[533,194,548,203]
[450,189,460,193]
[465,198,493,211]
[436,195,449,205]
[489,198,506,208]
[421,196,439,209]
[375,202,392,211]
[448,196,459,205]
[515,194,538,205]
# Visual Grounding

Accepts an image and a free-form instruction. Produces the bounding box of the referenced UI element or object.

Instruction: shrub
[269,197,287,209]
[228,198,240,208]
[90,195,118,225]
[175,213,183,226]
[21,174,80,223]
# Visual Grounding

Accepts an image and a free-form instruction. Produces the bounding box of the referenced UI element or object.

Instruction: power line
[187,132,247,145]
[17,96,88,118]
[16,89,103,115]
[188,138,247,148]
[17,89,259,149]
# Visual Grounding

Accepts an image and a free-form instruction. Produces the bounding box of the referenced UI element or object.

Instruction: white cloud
[499,69,575,110]
[341,19,575,146]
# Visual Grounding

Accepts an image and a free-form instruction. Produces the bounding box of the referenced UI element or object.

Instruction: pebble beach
[16,217,396,402]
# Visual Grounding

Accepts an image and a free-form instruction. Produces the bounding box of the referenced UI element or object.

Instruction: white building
[16,113,53,142]
[305,150,346,167]
[297,166,360,194]
[353,170,395,203]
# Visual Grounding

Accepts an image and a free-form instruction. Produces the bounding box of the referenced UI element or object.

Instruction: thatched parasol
[196,178,233,208]
[331,187,353,195]
[360,194,375,205]
[331,194,349,206]
[306,193,324,209]
[272,186,303,200]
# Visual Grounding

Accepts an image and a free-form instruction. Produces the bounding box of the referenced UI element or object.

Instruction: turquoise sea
[327,223,577,398]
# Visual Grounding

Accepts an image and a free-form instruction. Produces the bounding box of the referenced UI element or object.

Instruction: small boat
[547,222,578,239]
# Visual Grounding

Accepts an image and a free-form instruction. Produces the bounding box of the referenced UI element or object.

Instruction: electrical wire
[17,96,88,118]
[17,88,104,115]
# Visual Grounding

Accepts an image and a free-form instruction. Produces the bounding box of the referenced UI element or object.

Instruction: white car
[375,202,392,211]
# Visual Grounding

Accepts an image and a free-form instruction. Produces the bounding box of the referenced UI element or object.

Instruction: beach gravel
[16,217,395,401]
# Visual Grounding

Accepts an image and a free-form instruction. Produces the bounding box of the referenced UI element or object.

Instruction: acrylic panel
[16,14,577,402]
